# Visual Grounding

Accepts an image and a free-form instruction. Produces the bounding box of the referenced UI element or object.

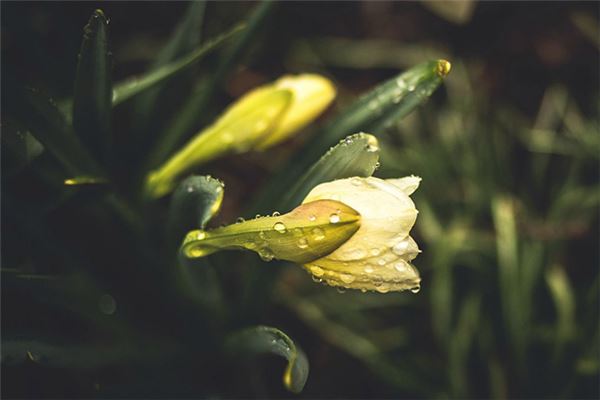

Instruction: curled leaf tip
[436,59,452,77]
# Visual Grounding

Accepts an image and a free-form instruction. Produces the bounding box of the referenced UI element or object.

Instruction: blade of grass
[72,9,112,163]
[130,1,207,140]
[4,81,101,176]
[111,23,245,106]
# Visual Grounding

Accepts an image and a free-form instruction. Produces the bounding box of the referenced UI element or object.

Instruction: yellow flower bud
[255,74,336,149]
[146,74,336,198]
[300,176,422,293]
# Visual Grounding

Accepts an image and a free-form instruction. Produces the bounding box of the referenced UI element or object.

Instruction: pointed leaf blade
[226,325,309,393]
[72,9,112,163]
[112,23,245,106]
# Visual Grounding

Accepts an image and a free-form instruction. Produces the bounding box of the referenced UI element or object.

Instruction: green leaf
[72,9,112,163]
[281,132,380,210]
[225,325,309,393]
[167,175,224,248]
[130,1,207,135]
[112,23,245,107]
[147,1,275,168]
[254,60,450,213]
[1,118,44,174]
[4,81,101,176]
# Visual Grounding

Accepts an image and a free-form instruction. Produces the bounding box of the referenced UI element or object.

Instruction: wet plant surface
[2,2,598,399]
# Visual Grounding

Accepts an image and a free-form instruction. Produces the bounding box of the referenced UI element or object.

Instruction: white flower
[300,176,422,293]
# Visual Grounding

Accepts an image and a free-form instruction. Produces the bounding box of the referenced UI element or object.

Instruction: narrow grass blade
[72,9,112,163]
[131,1,207,131]
[4,81,101,176]
[225,325,309,393]
[112,23,245,106]
[492,196,526,372]
[1,118,44,174]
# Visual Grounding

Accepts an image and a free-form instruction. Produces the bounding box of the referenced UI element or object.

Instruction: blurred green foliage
[2,1,598,399]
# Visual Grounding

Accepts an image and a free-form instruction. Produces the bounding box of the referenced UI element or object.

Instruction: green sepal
[181,199,360,264]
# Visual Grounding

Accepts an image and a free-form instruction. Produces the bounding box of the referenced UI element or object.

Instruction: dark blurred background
[2,1,599,399]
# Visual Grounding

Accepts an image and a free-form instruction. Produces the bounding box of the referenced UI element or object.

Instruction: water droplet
[360,288,368,293]
[272,211,281,217]
[273,222,286,234]
[394,261,409,273]
[298,238,309,249]
[336,287,346,294]
[376,284,390,293]
[311,275,323,283]
[255,214,262,219]
[312,227,325,241]
[351,177,362,186]
[311,265,324,277]
[258,247,274,261]
[236,217,245,223]
[340,273,355,284]
[259,231,267,240]
[410,285,421,294]
[377,259,386,266]
[364,265,374,273]
[195,231,207,240]
[393,240,409,255]
[396,78,407,90]
[293,228,303,237]
[99,294,116,315]
[309,214,316,222]
[329,213,340,224]
[370,248,381,256]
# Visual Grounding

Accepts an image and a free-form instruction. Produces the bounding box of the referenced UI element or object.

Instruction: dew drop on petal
[297,238,309,249]
[377,259,386,266]
[309,214,316,222]
[272,211,281,217]
[394,260,409,273]
[370,248,381,256]
[364,265,374,274]
[351,177,362,186]
[311,265,324,277]
[236,217,245,223]
[259,231,267,240]
[340,273,355,284]
[411,285,421,293]
[376,284,390,294]
[392,240,409,255]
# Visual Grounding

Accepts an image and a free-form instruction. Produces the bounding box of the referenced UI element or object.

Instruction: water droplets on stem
[273,222,287,234]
